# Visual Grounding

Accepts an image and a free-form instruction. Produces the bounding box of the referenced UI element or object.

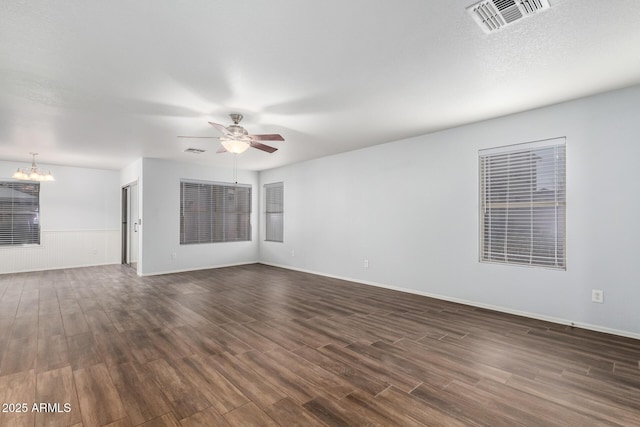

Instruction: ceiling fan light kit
[12,152,55,182]
[220,136,251,154]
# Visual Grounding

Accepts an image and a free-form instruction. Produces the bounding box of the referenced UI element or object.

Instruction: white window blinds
[479,138,566,269]
[180,180,251,244]
[264,182,284,242]
[0,181,40,246]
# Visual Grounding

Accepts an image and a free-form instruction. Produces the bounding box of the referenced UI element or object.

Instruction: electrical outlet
[592,289,604,303]
[171,252,177,260]
[291,250,295,257]
[363,259,369,268]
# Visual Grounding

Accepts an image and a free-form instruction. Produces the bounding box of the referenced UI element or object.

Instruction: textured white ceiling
[2,0,640,171]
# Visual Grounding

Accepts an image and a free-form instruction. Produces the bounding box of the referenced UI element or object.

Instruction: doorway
[121,182,139,270]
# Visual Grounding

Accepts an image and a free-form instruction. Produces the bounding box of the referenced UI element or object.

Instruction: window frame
[180,179,252,245]
[0,181,41,247]
[479,137,566,270]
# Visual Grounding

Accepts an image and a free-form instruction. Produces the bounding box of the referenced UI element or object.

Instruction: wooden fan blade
[177,136,220,139]
[216,146,228,154]
[248,134,284,142]
[208,122,232,136]
[250,142,278,153]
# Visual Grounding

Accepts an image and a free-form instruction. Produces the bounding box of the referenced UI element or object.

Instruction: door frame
[121,181,139,269]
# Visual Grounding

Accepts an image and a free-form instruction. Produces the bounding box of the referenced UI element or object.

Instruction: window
[479,138,566,269]
[0,181,40,246]
[264,182,284,242]
[180,180,251,244]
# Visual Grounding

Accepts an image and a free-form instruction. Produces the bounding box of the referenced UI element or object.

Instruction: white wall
[120,158,142,187]
[259,85,640,338]
[0,161,120,273]
[139,158,260,276]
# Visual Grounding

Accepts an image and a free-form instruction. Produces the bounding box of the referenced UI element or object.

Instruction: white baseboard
[2,262,120,275]
[260,262,640,341]
[140,260,260,277]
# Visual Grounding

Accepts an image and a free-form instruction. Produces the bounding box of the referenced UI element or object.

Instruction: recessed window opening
[0,181,40,246]
[479,137,566,269]
[264,182,284,242]
[180,180,251,244]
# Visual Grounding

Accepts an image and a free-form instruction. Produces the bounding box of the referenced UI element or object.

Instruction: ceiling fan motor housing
[227,124,248,137]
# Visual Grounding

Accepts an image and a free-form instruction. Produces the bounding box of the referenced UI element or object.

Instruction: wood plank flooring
[0,263,639,426]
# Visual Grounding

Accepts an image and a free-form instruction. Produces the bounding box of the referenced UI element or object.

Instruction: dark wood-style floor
[0,264,639,427]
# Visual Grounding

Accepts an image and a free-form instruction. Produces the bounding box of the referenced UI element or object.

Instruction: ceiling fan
[178,113,284,154]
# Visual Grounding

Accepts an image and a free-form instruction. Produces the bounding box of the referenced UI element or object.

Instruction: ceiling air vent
[468,0,550,33]
[184,148,206,154]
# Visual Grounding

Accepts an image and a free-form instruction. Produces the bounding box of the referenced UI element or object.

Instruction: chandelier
[12,152,55,182]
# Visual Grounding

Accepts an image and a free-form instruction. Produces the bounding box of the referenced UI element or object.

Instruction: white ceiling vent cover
[468,0,550,33]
